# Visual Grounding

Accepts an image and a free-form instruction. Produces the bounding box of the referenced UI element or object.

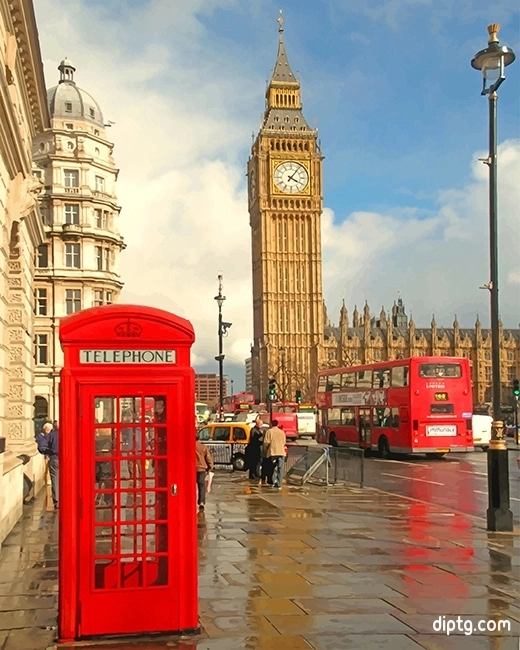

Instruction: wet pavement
[0,475,519,649]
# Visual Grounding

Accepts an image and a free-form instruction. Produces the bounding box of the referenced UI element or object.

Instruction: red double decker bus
[316,357,474,458]
[222,392,255,414]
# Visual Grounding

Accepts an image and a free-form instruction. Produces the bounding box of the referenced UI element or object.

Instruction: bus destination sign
[80,349,176,364]
[434,392,448,401]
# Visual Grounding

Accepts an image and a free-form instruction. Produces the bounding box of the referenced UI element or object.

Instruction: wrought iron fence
[285,444,364,488]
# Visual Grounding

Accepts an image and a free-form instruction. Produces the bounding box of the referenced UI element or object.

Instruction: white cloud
[34,2,520,389]
[323,139,520,327]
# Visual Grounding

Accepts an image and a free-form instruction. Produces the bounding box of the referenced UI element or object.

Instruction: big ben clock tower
[248,13,324,403]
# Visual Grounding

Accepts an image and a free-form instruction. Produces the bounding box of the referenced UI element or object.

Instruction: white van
[296,412,317,438]
[472,414,492,451]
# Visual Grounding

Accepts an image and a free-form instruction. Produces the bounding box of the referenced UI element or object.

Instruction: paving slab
[0,473,519,649]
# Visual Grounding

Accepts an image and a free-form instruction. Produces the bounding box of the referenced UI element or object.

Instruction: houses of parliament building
[247,15,520,408]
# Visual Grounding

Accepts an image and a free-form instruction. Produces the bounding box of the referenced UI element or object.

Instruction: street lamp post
[280,347,286,403]
[471,23,515,532]
[214,273,232,421]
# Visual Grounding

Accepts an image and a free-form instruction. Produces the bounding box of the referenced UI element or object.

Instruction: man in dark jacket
[37,422,58,509]
[245,417,264,479]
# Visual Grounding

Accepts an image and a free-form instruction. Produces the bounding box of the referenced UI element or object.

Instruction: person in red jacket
[195,435,214,510]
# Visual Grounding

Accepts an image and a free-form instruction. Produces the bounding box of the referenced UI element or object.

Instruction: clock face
[273,161,309,194]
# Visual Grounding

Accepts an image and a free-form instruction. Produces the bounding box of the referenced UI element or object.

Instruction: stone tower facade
[248,15,324,403]
[32,59,125,423]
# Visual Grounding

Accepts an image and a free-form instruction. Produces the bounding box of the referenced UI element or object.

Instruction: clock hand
[287,172,298,182]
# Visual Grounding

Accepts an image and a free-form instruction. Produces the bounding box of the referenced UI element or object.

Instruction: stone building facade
[0,0,49,545]
[32,58,124,422]
[322,298,520,409]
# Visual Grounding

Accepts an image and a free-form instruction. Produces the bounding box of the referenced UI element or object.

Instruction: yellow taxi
[197,422,251,471]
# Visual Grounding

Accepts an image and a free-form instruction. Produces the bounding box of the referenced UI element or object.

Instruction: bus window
[340,372,355,389]
[419,363,461,378]
[373,368,391,388]
[340,407,356,426]
[356,370,372,388]
[392,366,409,387]
[317,375,327,393]
[327,408,341,426]
[326,374,341,392]
[373,408,387,427]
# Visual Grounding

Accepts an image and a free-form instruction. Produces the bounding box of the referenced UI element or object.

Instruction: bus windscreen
[419,363,461,378]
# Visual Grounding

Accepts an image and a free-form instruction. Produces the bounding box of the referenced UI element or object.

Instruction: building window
[65,102,72,112]
[95,246,103,270]
[35,334,49,365]
[64,169,79,187]
[40,207,51,225]
[89,107,95,118]
[93,289,113,306]
[34,288,48,316]
[95,176,105,192]
[103,211,109,228]
[33,170,42,180]
[103,248,110,270]
[65,123,74,130]
[65,243,81,268]
[94,209,102,227]
[64,204,80,225]
[93,289,103,306]
[37,244,48,268]
[65,289,82,314]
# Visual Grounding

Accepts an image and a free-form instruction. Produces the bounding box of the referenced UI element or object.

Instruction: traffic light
[295,389,302,404]
[268,378,276,401]
[513,379,520,398]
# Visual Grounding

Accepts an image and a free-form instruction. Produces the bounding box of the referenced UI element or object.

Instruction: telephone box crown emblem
[114,320,142,337]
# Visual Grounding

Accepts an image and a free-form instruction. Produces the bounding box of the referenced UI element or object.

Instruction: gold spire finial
[278,9,284,33]
[487,24,500,44]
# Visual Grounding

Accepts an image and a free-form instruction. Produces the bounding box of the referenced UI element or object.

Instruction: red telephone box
[58,305,199,641]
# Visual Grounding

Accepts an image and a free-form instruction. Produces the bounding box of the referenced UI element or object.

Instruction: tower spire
[271,10,297,84]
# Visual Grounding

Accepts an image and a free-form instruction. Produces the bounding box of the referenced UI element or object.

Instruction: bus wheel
[328,431,338,447]
[378,436,390,459]
[426,452,446,459]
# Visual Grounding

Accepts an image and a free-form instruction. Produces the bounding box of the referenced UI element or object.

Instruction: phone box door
[76,383,197,637]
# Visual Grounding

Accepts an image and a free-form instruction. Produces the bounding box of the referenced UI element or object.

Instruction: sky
[34,0,519,390]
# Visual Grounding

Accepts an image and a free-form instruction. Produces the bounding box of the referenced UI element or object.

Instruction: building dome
[47,58,104,125]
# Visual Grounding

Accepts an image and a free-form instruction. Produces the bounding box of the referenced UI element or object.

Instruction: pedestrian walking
[196,435,214,510]
[37,421,59,509]
[263,419,286,489]
[245,417,264,479]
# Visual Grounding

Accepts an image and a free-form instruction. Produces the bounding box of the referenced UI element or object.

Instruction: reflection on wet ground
[0,476,519,649]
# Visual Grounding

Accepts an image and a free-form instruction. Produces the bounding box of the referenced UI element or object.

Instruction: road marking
[381,472,444,486]
[372,459,429,467]
[456,470,488,476]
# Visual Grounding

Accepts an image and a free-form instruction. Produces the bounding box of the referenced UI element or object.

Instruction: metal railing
[285,444,364,488]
